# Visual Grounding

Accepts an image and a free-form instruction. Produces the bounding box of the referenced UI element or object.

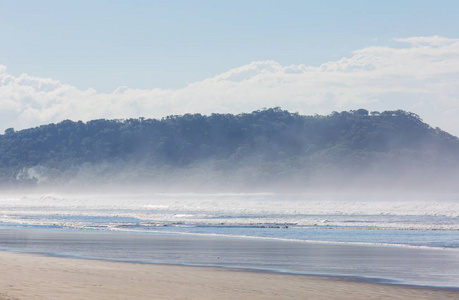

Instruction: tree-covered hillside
[1,108,458,191]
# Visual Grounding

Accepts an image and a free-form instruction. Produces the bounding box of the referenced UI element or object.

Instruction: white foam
[1,193,458,233]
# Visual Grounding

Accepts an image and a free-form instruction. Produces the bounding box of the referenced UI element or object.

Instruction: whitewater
[0,192,457,248]
[1,192,458,288]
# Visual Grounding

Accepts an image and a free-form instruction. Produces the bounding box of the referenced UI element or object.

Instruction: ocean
[0,192,458,288]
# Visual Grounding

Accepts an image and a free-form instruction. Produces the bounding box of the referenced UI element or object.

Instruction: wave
[88,226,459,251]
[1,192,458,217]
[1,192,458,250]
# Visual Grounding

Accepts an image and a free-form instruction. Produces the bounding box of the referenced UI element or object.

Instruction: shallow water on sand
[1,192,458,288]
[0,229,458,288]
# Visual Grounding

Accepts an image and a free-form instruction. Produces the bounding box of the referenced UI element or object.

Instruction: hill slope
[1,108,458,191]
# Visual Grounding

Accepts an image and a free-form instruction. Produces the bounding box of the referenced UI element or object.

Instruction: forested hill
[1,108,458,191]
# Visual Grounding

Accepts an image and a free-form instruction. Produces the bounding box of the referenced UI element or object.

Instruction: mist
[4,150,459,195]
[0,108,458,194]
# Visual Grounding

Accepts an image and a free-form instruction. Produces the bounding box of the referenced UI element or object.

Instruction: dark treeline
[1,108,458,191]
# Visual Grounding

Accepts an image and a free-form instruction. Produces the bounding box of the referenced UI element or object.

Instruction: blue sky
[2,0,458,91]
[1,0,459,135]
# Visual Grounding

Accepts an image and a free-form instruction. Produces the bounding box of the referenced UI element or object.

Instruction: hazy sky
[1,0,459,135]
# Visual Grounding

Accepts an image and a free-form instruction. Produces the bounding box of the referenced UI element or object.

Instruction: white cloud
[1,35,459,136]
[395,35,457,46]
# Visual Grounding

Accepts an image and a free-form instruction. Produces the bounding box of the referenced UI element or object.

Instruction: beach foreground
[0,251,457,300]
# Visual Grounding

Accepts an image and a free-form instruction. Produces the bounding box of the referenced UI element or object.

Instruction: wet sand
[0,251,457,300]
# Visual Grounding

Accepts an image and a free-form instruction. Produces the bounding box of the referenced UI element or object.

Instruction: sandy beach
[0,251,457,300]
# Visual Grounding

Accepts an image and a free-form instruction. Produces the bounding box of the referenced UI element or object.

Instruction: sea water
[0,192,458,287]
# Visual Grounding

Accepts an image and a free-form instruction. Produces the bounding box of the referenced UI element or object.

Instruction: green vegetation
[1,108,458,191]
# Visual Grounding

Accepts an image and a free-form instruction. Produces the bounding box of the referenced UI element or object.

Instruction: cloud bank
[1,35,459,136]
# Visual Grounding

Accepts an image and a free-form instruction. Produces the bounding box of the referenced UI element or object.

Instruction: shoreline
[3,248,459,291]
[1,251,458,300]
[1,228,459,289]
[3,224,459,251]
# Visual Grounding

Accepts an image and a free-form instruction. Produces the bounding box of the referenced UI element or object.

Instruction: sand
[0,251,457,300]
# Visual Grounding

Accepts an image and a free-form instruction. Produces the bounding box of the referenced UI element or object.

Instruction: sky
[1,0,459,135]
